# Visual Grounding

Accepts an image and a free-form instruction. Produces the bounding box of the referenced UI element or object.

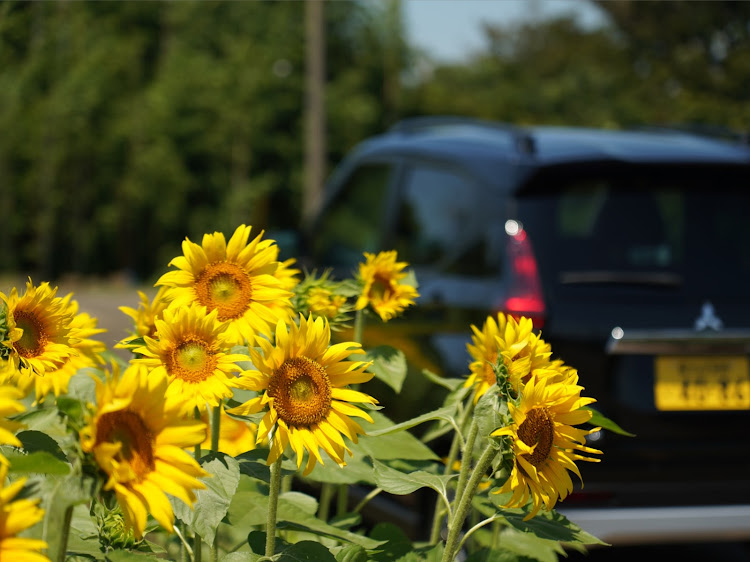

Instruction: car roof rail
[629,124,750,145]
[389,116,536,155]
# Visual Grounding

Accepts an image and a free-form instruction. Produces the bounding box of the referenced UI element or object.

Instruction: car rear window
[518,166,750,297]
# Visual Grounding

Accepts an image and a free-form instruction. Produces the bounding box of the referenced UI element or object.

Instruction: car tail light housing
[500,220,546,329]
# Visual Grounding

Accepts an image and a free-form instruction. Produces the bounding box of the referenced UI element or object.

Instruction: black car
[300,116,750,546]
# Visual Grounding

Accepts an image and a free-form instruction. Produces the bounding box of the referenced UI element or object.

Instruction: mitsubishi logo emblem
[694,301,723,331]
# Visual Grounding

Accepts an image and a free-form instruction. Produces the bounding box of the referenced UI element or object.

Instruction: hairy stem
[265,456,283,557]
[317,483,334,521]
[55,505,74,562]
[441,444,498,562]
[453,419,479,507]
[210,405,221,453]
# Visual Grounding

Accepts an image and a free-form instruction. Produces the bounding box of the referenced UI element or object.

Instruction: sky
[402,0,609,62]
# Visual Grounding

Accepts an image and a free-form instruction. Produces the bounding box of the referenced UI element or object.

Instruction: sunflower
[198,407,257,457]
[491,370,602,520]
[464,313,553,402]
[258,241,299,324]
[0,279,76,378]
[0,463,48,561]
[156,225,293,345]
[133,303,248,413]
[307,287,348,320]
[117,286,170,347]
[355,251,419,322]
[228,314,376,475]
[80,363,208,539]
[0,386,26,464]
[292,270,354,328]
[10,297,106,403]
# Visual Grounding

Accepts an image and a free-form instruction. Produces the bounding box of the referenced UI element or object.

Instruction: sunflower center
[96,410,155,481]
[370,274,394,302]
[268,357,332,427]
[517,407,554,468]
[195,262,253,321]
[168,339,217,383]
[13,311,47,358]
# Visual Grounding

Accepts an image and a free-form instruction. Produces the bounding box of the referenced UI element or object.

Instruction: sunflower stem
[429,395,475,544]
[353,487,382,514]
[336,483,348,516]
[56,504,74,562]
[429,430,460,544]
[194,408,204,461]
[265,456,283,557]
[193,408,203,562]
[490,517,502,550]
[174,523,193,561]
[441,443,498,562]
[210,405,221,453]
[453,418,479,510]
[209,405,222,561]
[281,474,293,494]
[455,514,503,555]
[353,308,364,346]
[317,482,334,521]
[193,533,203,562]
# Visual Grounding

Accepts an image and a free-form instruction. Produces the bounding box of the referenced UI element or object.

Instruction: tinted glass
[312,163,392,267]
[519,168,750,297]
[393,165,503,276]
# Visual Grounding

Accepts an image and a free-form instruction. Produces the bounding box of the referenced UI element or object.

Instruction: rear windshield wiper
[559,271,683,287]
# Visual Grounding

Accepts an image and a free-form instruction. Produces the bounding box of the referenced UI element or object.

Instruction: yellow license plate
[654,356,750,411]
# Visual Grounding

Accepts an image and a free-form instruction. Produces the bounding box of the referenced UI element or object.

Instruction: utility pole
[303,0,326,228]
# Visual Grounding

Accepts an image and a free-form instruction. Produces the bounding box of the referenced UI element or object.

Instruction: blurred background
[1,0,749,283]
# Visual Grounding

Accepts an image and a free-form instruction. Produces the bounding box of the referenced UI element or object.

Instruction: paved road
[47,279,156,361]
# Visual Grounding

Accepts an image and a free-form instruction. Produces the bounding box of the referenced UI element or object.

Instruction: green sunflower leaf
[221,553,264,562]
[372,459,456,517]
[227,476,385,551]
[357,411,438,461]
[305,453,375,485]
[280,491,319,515]
[483,493,607,546]
[334,543,368,562]
[421,369,465,391]
[583,406,635,437]
[173,452,241,547]
[106,550,161,561]
[275,540,337,561]
[366,522,413,561]
[6,451,70,475]
[16,430,67,462]
[366,345,407,394]
[367,406,457,438]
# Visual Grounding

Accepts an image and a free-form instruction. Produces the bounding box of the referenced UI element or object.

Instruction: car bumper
[559,504,750,545]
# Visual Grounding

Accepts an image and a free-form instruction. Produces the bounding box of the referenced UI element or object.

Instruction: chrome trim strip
[559,504,750,545]
[607,329,750,355]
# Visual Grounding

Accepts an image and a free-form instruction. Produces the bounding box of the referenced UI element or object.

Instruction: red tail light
[500,220,546,329]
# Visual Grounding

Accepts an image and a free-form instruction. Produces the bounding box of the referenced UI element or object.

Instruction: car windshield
[518,166,750,298]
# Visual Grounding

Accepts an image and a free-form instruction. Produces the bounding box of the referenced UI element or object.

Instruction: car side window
[312,162,393,267]
[393,165,500,276]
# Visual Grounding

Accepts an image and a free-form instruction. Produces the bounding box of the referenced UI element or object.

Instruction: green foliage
[406,1,750,132]
[366,346,408,394]
[0,1,410,279]
[173,453,241,547]
[584,407,636,437]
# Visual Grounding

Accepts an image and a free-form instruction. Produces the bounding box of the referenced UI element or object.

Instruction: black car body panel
[303,117,750,545]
